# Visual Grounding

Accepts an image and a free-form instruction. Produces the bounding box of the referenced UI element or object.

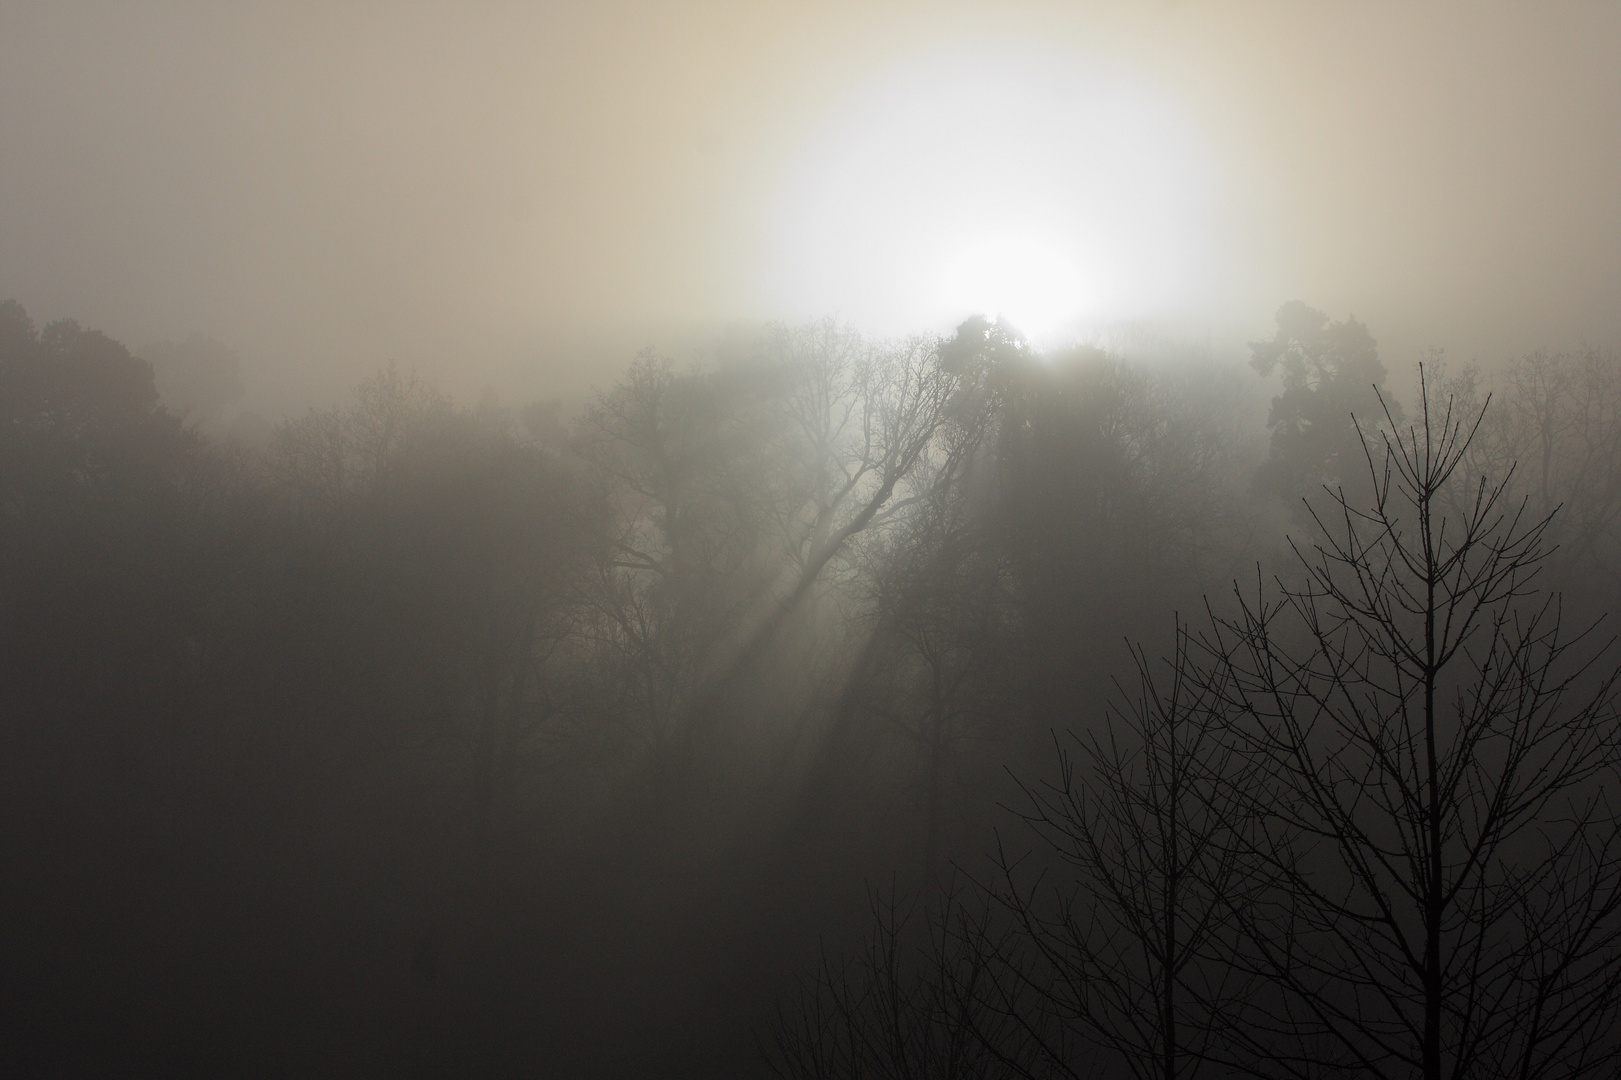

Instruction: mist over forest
[6,4,1621,1079]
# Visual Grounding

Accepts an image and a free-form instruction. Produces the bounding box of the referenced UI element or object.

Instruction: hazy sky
[3,2,1620,412]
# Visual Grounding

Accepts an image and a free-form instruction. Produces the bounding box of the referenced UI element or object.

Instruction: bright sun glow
[770,45,1216,340]
[937,233,1093,343]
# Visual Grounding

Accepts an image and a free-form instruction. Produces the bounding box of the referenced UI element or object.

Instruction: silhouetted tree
[574,350,785,749]
[854,418,1015,881]
[1211,373,1621,1079]
[0,300,190,507]
[577,323,991,761]
[755,323,986,668]
[784,366,1621,1080]
[770,885,1043,1080]
[1437,348,1621,613]
[997,344,1250,737]
[991,623,1254,1080]
[1251,301,1390,503]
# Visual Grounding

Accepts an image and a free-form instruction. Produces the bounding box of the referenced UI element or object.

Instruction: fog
[6,3,1621,1079]
[5,2,1621,413]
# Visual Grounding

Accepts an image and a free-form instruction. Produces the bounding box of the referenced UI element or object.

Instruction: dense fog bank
[5,299,1621,1077]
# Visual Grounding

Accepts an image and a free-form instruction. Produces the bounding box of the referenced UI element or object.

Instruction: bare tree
[1208,370,1621,1080]
[573,351,785,747]
[842,478,1013,880]
[1438,348,1621,607]
[753,326,985,659]
[578,324,991,751]
[770,884,1045,1080]
[991,621,1254,1080]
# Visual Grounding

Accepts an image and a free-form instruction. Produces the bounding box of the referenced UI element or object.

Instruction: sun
[768,44,1214,338]
[936,233,1092,344]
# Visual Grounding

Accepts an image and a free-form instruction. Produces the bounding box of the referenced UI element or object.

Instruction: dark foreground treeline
[3,298,1621,1078]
